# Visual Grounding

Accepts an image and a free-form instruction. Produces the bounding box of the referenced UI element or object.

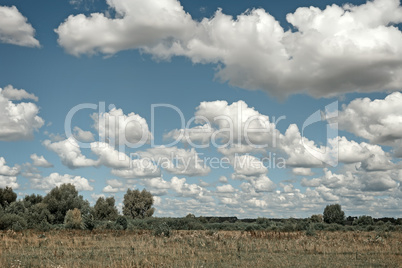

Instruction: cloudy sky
[1,0,402,218]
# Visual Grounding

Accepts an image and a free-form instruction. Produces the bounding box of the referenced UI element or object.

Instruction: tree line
[0,185,401,234]
[0,184,154,231]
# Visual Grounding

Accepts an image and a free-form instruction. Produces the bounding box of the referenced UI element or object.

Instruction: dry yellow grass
[0,229,401,267]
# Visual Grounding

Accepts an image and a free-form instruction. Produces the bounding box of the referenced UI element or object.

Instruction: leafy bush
[310,214,323,223]
[83,214,95,230]
[326,223,344,231]
[245,224,258,232]
[116,216,128,230]
[25,203,54,229]
[313,223,325,230]
[153,222,171,237]
[305,224,317,237]
[64,208,84,229]
[296,220,310,231]
[256,217,271,228]
[353,215,374,226]
[38,219,51,232]
[0,213,27,230]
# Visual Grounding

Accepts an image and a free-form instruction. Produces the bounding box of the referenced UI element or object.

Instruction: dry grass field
[0,229,401,267]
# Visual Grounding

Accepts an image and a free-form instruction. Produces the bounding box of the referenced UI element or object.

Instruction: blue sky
[0,0,401,218]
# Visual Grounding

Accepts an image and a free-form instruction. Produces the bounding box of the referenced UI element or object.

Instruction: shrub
[326,223,343,231]
[83,214,95,230]
[38,219,51,232]
[245,224,257,232]
[353,215,374,226]
[256,217,271,228]
[305,224,317,237]
[12,222,25,232]
[64,208,84,229]
[313,222,325,230]
[296,220,309,231]
[153,222,171,237]
[116,216,128,230]
[209,217,220,223]
[25,203,54,229]
[0,214,27,230]
[198,216,208,224]
[310,214,323,223]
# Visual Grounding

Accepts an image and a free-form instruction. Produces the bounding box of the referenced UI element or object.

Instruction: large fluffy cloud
[92,107,152,147]
[43,137,98,169]
[0,6,40,47]
[336,92,402,158]
[57,0,402,97]
[139,146,211,176]
[302,167,400,193]
[0,85,44,141]
[338,92,402,150]
[30,172,93,191]
[166,100,279,153]
[0,175,19,189]
[166,100,329,168]
[56,0,194,56]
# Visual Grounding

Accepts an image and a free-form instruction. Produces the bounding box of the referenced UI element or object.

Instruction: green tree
[43,183,89,224]
[25,203,54,229]
[323,204,345,224]
[123,189,154,219]
[353,215,374,226]
[0,187,17,207]
[23,193,43,206]
[5,200,27,217]
[93,196,119,221]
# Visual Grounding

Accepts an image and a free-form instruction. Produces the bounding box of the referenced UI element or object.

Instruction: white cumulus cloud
[31,172,93,191]
[56,0,402,97]
[0,85,44,141]
[30,154,53,168]
[0,6,40,47]
[43,137,98,169]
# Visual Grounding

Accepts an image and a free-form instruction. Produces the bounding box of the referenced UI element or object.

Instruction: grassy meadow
[0,229,401,267]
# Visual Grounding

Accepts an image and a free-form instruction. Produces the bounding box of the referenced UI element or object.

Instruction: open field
[0,230,401,267]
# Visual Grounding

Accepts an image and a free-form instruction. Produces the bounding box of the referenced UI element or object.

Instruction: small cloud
[73,126,95,142]
[1,85,38,101]
[30,154,53,168]
[219,176,228,183]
